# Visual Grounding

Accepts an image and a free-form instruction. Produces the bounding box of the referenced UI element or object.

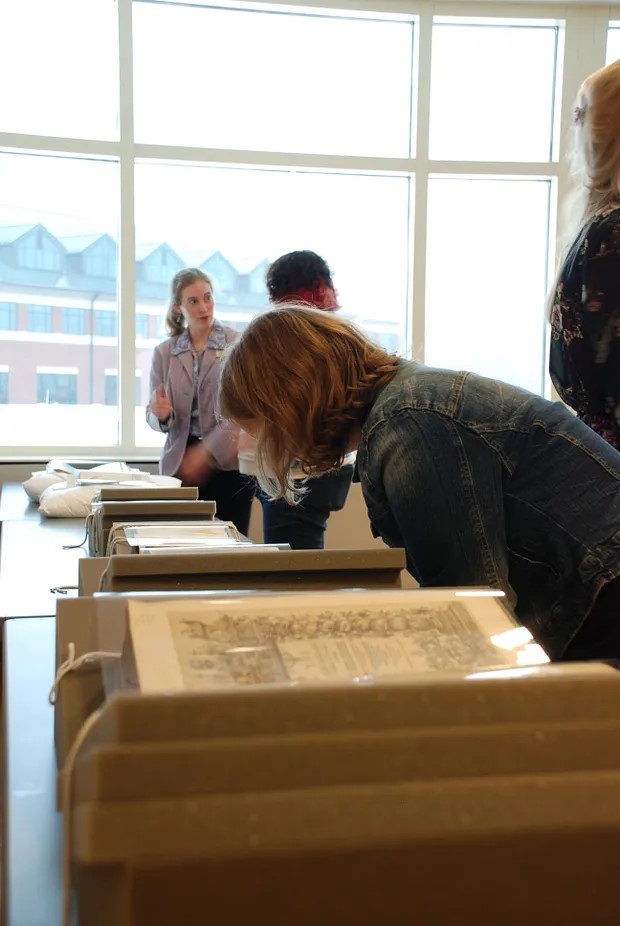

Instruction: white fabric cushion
[22,471,66,502]
[38,483,101,518]
[37,473,182,517]
[149,475,182,487]
[30,456,182,516]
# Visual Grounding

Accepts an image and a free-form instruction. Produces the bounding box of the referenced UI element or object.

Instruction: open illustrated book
[120,588,550,694]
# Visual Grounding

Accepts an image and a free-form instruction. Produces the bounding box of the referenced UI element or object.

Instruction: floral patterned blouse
[549,206,620,450]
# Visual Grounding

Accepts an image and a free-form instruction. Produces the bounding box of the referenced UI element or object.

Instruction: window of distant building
[104,370,117,406]
[85,250,115,278]
[135,370,143,405]
[0,369,9,404]
[0,302,18,330]
[95,309,116,337]
[61,307,87,335]
[136,313,150,339]
[37,369,78,404]
[143,250,177,284]
[105,370,144,406]
[17,228,61,271]
[27,305,53,333]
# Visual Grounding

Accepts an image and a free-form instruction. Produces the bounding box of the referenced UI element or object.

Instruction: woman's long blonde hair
[547,60,620,318]
[218,305,400,499]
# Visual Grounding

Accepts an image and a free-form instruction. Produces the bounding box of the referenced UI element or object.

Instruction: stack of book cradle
[78,484,407,597]
[86,486,218,557]
[52,587,620,925]
[81,484,404,597]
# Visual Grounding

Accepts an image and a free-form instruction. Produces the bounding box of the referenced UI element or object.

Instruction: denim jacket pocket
[507,548,560,638]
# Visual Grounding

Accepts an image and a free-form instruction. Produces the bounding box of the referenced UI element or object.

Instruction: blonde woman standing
[549,59,620,449]
[147,267,253,534]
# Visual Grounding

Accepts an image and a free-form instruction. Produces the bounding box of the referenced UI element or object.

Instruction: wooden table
[0,482,41,521]
[0,484,86,619]
[0,519,86,618]
[2,616,66,925]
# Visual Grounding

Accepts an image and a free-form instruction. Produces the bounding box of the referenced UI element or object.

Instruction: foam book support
[86,490,216,557]
[66,667,620,926]
[58,550,407,766]
[54,587,620,924]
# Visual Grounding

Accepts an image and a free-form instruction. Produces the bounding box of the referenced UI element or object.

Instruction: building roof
[58,234,115,254]
[0,224,39,244]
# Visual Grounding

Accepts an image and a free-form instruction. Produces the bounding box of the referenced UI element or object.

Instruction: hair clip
[573,105,586,126]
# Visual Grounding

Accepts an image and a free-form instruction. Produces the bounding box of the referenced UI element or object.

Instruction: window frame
[0,0,615,460]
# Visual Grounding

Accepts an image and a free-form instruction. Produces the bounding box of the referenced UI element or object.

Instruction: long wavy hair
[547,60,620,319]
[165,268,213,337]
[218,305,400,499]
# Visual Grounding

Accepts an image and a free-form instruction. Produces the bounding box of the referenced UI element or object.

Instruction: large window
[0,0,118,139]
[425,179,550,390]
[134,163,410,447]
[0,0,615,459]
[608,24,620,63]
[429,22,559,162]
[133,4,413,156]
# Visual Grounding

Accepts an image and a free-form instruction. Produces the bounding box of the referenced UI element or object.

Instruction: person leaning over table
[146,267,254,535]
[219,304,620,663]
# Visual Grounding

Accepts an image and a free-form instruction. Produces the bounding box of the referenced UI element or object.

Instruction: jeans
[197,469,255,537]
[181,434,254,536]
[260,466,354,549]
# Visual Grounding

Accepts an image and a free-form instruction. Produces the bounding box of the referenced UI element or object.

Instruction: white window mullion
[0,133,118,157]
[118,0,137,455]
[411,3,432,364]
[555,5,611,259]
[542,5,611,400]
[133,144,415,174]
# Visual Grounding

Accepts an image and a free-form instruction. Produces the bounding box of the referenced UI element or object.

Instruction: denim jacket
[356,360,620,659]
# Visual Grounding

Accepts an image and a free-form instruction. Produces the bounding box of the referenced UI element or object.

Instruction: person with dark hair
[242,250,353,549]
[146,267,253,535]
[266,250,340,310]
[220,306,620,663]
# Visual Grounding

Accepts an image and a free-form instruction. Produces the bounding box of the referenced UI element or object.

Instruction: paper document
[124,523,239,550]
[126,588,548,693]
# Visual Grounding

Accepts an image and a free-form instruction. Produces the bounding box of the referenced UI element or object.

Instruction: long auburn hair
[547,59,620,320]
[218,305,400,499]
